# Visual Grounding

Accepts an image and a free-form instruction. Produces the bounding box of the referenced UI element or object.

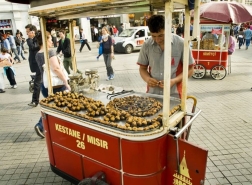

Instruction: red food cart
[191,19,231,80]
[25,0,209,184]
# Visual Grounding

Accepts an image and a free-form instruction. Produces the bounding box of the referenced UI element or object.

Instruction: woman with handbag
[0,47,17,89]
[34,31,71,138]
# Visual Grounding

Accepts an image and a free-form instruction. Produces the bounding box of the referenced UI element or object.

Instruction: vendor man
[137,15,194,98]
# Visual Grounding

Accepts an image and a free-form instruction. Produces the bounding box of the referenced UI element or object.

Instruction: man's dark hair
[59,29,65,34]
[147,15,165,33]
[25,24,37,33]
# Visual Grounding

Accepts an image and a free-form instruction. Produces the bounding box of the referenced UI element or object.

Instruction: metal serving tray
[40,91,181,133]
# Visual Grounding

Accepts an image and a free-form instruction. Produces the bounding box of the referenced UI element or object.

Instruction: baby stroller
[29,75,35,93]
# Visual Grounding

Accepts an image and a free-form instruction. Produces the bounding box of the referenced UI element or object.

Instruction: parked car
[114,26,151,54]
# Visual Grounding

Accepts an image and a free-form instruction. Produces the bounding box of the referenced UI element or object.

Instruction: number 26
[76,140,85,149]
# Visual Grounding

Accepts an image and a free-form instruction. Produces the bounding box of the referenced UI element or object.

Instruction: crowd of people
[233,23,252,50]
[0,29,27,93]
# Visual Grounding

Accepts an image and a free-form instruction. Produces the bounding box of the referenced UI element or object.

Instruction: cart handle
[187,95,197,107]
[174,109,202,139]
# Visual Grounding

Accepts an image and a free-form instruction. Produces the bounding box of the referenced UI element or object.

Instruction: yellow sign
[203,52,216,56]
[173,151,193,185]
[54,123,108,150]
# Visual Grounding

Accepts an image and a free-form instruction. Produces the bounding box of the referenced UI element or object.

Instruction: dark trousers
[238,37,243,49]
[5,67,16,86]
[103,53,114,77]
[17,46,25,59]
[12,48,21,62]
[52,36,57,47]
[32,71,41,104]
[79,39,91,51]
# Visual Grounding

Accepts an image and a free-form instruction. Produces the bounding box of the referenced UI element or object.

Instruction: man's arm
[139,65,159,87]
[26,38,39,51]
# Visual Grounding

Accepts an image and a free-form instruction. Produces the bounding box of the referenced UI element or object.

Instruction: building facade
[0,0,30,36]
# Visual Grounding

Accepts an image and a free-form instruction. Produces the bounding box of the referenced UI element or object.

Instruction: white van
[114,26,151,54]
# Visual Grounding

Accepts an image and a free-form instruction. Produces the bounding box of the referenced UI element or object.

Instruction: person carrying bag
[34,31,71,139]
[0,47,17,89]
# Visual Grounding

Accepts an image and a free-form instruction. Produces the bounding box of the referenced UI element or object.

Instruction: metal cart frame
[192,19,231,80]
[22,0,209,184]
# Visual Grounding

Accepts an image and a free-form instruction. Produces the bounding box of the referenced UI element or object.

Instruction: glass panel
[191,25,230,51]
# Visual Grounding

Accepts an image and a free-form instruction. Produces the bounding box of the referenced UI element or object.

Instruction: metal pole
[163,1,173,127]
[174,110,202,139]
[40,17,53,95]
[68,20,77,73]
[176,138,180,174]
[181,7,190,112]
[193,0,201,40]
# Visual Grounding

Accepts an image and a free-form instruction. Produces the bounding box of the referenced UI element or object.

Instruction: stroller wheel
[29,84,34,93]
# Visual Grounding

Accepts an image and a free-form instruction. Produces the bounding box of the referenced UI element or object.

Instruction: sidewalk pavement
[0,42,252,185]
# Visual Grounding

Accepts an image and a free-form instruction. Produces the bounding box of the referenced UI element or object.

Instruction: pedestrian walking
[57,29,81,74]
[100,27,115,80]
[7,32,21,63]
[51,28,57,48]
[15,32,26,60]
[96,34,103,61]
[1,34,11,54]
[237,27,244,49]
[243,27,252,50]
[176,24,183,37]
[94,26,98,41]
[228,29,236,55]
[25,24,41,107]
[16,29,27,53]
[34,31,71,138]
[0,47,17,89]
[112,25,118,37]
[79,29,91,52]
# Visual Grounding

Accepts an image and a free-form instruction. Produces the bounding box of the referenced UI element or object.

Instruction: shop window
[0,19,13,34]
[0,20,12,29]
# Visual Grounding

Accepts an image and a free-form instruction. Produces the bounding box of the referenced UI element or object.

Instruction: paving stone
[216,177,230,184]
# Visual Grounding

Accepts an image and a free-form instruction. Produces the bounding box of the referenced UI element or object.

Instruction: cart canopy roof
[27,0,186,19]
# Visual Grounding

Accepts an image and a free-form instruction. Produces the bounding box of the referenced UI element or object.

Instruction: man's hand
[157,79,176,88]
[27,31,35,38]
[147,77,159,87]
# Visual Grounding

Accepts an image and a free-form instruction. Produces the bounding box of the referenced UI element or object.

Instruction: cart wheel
[192,64,206,79]
[210,65,226,80]
[78,178,108,185]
